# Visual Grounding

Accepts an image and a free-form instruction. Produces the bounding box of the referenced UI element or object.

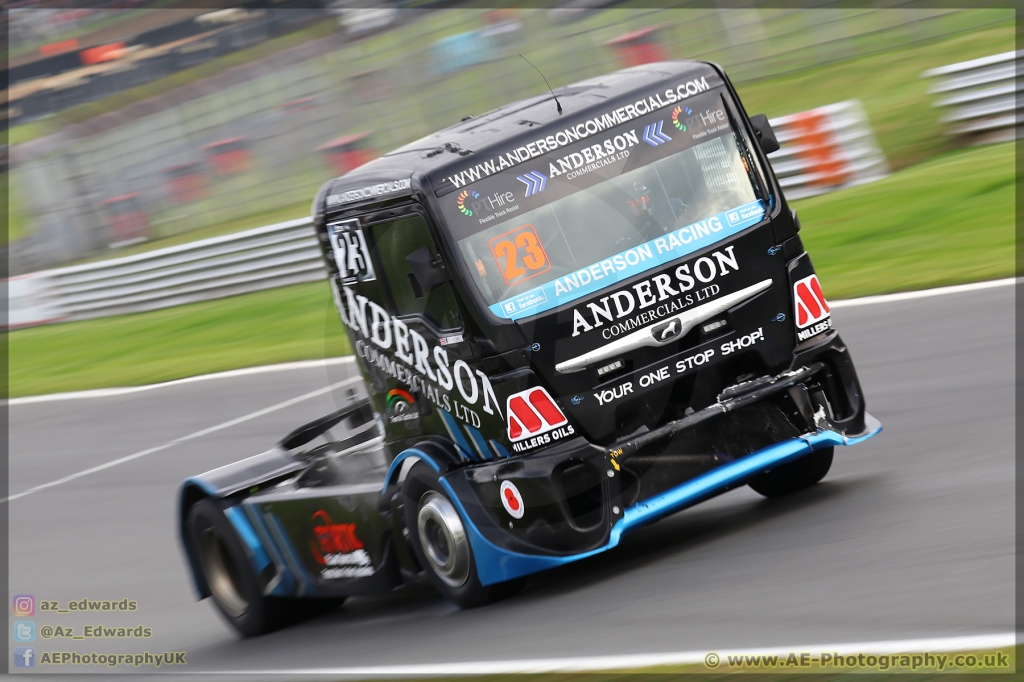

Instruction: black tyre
[187,499,342,636]
[748,447,834,498]
[402,464,525,608]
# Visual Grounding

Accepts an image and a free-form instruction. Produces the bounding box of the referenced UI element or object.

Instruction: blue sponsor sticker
[490,200,765,320]
[501,288,548,315]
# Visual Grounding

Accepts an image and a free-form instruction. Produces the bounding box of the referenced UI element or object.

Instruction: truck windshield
[441,89,768,320]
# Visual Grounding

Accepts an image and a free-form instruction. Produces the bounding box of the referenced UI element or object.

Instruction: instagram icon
[13,595,34,617]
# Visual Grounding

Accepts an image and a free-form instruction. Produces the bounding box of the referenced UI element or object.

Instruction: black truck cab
[309,59,876,572]
[178,61,881,638]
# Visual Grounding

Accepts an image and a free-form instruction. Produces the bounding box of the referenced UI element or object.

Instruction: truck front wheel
[747,447,834,498]
[403,464,524,608]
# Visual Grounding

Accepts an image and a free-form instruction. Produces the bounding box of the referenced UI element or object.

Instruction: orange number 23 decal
[488,224,551,285]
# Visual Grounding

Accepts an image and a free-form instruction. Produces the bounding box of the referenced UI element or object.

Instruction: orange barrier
[606,26,666,68]
[79,42,126,66]
[40,39,79,57]
[317,132,376,176]
[767,101,889,200]
[788,110,850,188]
[203,137,251,176]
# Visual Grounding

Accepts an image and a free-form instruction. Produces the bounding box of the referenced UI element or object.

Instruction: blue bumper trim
[223,507,273,574]
[241,504,300,597]
[384,418,881,586]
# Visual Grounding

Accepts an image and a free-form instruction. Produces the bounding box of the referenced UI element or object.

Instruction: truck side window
[369,214,463,331]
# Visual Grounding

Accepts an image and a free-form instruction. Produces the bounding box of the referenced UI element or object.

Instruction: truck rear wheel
[747,447,834,498]
[187,499,342,636]
[403,464,524,608]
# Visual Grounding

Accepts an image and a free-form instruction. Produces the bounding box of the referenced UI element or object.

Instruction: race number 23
[488,224,551,286]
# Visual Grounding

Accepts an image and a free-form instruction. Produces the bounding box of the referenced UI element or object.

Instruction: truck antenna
[519,54,562,115]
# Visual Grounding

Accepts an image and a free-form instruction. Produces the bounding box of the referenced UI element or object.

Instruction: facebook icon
[14,646,35,668]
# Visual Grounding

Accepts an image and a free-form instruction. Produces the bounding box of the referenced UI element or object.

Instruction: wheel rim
[199,527,248,618]
[417,491,471,588]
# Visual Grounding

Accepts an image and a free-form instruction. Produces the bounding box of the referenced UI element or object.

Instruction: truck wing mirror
[407,246,450,295]
[749,114,780,154]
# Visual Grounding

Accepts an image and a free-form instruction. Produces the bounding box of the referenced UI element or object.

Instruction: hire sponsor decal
[334,284,503,430]
[670,105,728,136]
[309,511,374,580]
[672,105,693,130]
[385,388,417,424]
[793,274,832,342]
[570,246,740,339]
[461,189,521,226]
[506,386,575,453]
[326,178,411,207]
[491,201,764,320]
[328,220,376,282]
[499,481,525,519]
[445,76,715,189]
[457,190,480,216]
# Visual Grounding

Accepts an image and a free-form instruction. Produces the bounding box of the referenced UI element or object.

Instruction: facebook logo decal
[14,647,35,668]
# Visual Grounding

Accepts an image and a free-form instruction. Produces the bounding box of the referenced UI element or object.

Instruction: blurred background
[5,1,1015,396]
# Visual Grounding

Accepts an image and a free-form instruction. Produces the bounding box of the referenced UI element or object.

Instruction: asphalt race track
[8,284,1014,679]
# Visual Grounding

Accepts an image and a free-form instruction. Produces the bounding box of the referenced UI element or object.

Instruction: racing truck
[178,60,881,636]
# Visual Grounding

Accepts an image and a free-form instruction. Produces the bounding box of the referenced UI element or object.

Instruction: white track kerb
[182,634,1014,676]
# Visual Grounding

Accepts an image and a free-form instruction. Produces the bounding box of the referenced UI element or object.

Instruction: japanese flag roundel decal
[499,481,525,519]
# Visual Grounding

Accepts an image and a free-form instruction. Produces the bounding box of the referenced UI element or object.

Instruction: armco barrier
[922,50,1020,145]
[8,102,887,327]
[21,217,322,324]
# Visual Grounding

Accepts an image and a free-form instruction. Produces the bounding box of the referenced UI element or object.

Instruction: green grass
[8,282,350,398]
[734,17,1014,171]
[8,142,1013,397]
[7,172,29,245]
[796,142,1014,299]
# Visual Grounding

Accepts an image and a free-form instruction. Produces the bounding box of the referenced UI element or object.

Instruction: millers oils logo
[794,274,832,342]
[672,105,693,130]
[457,190,480,216]
[506,387,575,453]
[386,388,417,423]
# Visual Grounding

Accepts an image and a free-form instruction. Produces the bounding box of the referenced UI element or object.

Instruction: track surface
[8,285,1014,677]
